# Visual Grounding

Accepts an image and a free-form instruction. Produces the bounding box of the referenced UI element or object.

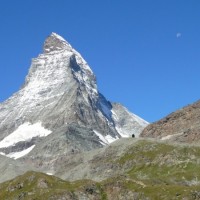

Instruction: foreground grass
[1,140,200,199]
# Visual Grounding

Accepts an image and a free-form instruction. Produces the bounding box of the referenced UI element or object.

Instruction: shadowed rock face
[141,100,200,143]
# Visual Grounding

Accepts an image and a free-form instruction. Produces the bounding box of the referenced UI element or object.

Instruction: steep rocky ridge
[141,100,200,143]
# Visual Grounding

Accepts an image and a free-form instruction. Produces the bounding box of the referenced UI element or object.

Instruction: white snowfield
[0,122,52,148]
[46,172,54,176]
[0,122,52,159]
[93,130,118,145]
[7,145,35,159]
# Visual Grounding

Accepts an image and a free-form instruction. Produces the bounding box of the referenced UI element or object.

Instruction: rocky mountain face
[0,33,148,182]
[141,100,200,143]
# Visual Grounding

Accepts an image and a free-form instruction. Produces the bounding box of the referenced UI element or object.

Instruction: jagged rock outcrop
[141,100,200,143]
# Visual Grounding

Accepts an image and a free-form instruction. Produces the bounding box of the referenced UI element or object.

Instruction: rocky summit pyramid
[0,33,148,170]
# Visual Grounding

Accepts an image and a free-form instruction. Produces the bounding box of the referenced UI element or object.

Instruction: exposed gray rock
[0,155,32,183]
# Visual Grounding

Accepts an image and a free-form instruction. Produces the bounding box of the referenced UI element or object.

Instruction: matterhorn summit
[0,33,148,181]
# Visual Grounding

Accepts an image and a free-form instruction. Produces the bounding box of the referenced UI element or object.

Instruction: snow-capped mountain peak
[0,33,148,163]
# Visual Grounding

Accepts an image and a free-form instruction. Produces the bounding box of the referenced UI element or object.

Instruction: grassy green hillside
[0,171,105,200]
[1,140,200,200]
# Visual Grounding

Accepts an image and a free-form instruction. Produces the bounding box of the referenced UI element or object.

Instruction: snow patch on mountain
[46,172,54,176]
[115,127,129,138]
[105,135,118,143]
[51,32,67,42]
[93,130,118,145]
[6,145,35,159]
[0,122,52,148]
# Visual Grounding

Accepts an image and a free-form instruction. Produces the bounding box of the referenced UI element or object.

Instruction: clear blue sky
[0,1,200,122]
